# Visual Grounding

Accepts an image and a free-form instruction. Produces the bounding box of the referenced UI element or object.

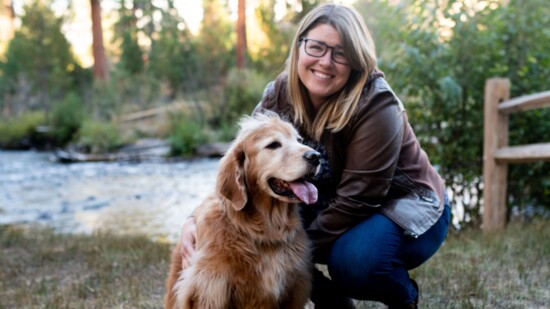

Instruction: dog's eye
[297,137,304,144]
[266,141,281,149]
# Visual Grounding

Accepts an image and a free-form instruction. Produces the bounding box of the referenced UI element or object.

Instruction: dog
[165,113,320,309]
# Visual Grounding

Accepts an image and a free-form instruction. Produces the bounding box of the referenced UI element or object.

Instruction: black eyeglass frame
[299,37,349,65]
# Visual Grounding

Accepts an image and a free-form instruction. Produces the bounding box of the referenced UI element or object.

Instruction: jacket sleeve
[306,88,405,261]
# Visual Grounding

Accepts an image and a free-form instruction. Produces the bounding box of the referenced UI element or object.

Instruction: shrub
[0,111,46,149]
[217,68,269,127]
[76,120,123,154]
[49,92,86,145]
[88,80,121,121]
[169,116,209,157]
[214,121,239,143]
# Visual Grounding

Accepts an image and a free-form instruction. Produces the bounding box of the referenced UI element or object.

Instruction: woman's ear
[217,142,247,211]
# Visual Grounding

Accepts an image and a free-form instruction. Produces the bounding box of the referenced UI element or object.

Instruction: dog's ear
[217,142,247,211]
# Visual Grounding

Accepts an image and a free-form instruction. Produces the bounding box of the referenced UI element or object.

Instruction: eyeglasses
[299,38,349,65]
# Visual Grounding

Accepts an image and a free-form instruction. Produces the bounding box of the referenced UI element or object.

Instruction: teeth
[313,70,332,79]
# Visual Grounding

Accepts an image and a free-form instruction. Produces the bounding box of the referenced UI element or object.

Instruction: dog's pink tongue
[289,181,318,204]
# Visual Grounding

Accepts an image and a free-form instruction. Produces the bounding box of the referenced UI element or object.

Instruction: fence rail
[482,78,550,231]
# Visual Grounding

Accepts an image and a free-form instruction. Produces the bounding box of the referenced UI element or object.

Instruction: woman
[179,4,450,308]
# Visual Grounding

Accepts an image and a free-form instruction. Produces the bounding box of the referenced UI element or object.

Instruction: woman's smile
[312,69,333,79]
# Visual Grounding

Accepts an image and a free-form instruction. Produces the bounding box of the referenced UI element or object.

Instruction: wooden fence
[482,78,550,231]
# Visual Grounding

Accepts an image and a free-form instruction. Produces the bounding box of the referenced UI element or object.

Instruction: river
[0,150,220,242]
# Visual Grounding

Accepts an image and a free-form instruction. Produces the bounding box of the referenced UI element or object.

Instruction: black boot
[310,268,356,309]
[387,278,419,309]
[409,279,419,308]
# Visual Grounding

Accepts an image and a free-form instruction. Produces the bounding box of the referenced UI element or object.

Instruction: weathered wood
[54,139,171,163]
[498,90,550,114]
[495,143,550,163]
[483,78,550,232]
[482,78,510,232]
[113,102,201,139]
[114,103,188,123]
[196,142,230,157]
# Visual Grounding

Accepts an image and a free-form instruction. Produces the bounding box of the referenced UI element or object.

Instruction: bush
[49,92,86,145]
[0,111,46,149]
[216,68,269,128]
[169,116,209,157]
[214,121,239,143]
[109,70,161,112]
[76,120,124,154]
[369,0,550,224]
[90,81,121,121]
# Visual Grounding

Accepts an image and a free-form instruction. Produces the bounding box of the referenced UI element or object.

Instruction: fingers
[180,242,194,269]
[180,216,197,269]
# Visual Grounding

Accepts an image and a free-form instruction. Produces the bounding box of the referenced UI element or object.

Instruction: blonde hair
[287,3,377,140]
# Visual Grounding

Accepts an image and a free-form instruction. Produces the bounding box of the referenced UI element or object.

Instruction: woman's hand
[179,216,197,269]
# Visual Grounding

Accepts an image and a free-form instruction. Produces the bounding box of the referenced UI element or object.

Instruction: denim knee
[326,213,403,298]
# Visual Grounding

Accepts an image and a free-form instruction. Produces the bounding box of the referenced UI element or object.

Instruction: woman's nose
[318,50,333,65]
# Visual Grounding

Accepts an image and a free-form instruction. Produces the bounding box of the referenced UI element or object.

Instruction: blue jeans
[324,196,451,306]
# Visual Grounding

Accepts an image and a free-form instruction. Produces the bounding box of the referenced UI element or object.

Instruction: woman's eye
[266,141,281,149]
[334,50,346,58]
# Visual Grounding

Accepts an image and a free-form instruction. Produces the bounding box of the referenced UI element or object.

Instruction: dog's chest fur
[185,196,310,306]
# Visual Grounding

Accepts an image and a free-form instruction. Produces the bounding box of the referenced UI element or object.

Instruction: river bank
[0,150,220,242]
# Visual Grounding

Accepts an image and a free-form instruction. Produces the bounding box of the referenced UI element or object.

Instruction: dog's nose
[303,150,321,166]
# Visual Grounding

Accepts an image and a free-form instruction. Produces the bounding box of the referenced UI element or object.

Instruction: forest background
[0,0,548,228]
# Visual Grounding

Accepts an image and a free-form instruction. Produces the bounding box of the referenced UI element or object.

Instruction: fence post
[482,78,510,231]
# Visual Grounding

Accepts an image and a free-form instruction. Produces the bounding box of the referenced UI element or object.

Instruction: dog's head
[217,113,320,211]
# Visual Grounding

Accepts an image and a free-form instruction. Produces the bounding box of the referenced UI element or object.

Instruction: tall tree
[236,0,247,68]
[91,0,109,81]
[112,1,143,75]
[197,0,232,85]
[252,0,294,76]
[1,0,79,114]
[149,1,196,99]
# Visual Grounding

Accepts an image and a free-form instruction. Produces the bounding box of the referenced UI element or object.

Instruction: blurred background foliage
[0,0,548,226]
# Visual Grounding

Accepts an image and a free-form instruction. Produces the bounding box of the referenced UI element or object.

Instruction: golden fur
[165,114,320,309]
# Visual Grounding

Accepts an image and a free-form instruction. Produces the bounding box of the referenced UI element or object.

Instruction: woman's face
[297,23,352,110]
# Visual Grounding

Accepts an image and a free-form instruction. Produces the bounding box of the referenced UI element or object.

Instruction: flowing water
[2,151,546,242]
[0,150,220,242]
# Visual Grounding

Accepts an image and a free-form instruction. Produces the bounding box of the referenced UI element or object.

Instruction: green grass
[1,220,548,308]
[405,219,549,309]
[0,225,171,308]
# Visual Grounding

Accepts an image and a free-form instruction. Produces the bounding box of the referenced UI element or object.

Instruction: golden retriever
[165,113,320,309]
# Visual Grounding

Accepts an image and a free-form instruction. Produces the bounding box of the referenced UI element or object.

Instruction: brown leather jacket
[254,71,446,260]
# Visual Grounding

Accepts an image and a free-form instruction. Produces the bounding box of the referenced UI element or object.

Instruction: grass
[1,220,548,309]
[402,219,549,309]
[0,225,170,308]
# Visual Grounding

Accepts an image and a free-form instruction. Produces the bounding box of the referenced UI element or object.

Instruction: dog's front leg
[165,244,184,309]
[279,270,312,309]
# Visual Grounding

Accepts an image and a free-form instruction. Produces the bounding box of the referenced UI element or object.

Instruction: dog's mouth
[268,178,318,205]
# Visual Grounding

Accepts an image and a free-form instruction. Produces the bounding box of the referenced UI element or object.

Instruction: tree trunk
[236,0,247,69]
[91,0,110,81]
